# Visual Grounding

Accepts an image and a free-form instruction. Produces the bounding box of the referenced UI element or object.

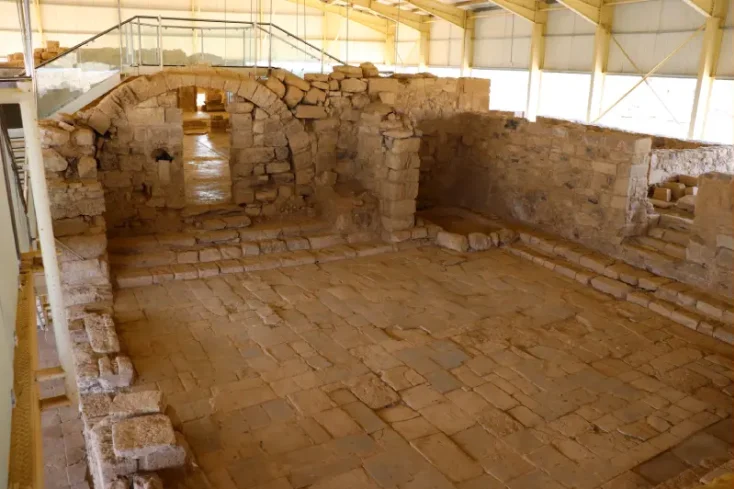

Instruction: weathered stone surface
[43,148,69,172]
[109,391,165,419]
[112,414,176,458]
[341,78,367,93]
[284,85,304,108]
[436,232,469,252]
[83,314,120,354]
[346,373,399,409]
[78,156,98,178]
[295,105,327,119]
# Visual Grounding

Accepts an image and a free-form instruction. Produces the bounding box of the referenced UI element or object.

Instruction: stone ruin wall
[687,172,734,297]
[418,112,653,254]
[77,66,488,239]
[41,119,189,489]
[649,145,734,185]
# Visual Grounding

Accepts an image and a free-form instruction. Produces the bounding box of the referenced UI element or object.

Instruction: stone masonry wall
[78,66,489,238]
[419,112,652,253]
[100,91,185,233]
[649,146,734,185]
[687,172,734,298]
[41,117,187,489]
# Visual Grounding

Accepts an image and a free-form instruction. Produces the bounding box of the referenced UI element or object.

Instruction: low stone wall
[649,146,734,185]
[419,113,652,253]
[41,118,186,489]
[687,172,734,298]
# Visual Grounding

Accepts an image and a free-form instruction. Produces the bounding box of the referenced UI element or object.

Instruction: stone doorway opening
[180,86,232,206]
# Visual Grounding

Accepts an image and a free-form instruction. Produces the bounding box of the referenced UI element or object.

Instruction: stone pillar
[687,172,733,296]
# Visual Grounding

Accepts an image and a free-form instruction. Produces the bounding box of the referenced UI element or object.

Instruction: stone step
[114,241,402,288]
[507,232,734,345]
[110,231,378,270]
[658,211,694,232]
[108,219,333,255]
[647,226,690,247]
[633,236,687,260]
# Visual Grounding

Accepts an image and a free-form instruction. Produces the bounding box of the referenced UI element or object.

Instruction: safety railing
[35,15,346,118]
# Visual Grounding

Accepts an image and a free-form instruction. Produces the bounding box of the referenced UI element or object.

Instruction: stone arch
[84,67,318,231]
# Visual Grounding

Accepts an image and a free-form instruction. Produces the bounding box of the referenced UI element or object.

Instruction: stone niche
[73,65,490,239]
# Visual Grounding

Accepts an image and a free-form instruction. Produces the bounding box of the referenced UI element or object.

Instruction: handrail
[35,14,346,69]
[35,16,138,68]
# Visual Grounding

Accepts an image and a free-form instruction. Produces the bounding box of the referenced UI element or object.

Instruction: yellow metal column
[525,19,546,121]
[587,5,613,122]
[688,2,727,139]
[461,18,475,75]
[418,29,430,71]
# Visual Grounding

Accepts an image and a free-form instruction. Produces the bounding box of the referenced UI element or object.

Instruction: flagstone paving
[113,247,734,489]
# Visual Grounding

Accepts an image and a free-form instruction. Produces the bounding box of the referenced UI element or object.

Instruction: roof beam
[688,0,728,138]
[487,0,542,22]
[682,0,716,16]
[349,0,431,32]
[402,0,468,27]
[291,0,391,35]
[554,0,604,24]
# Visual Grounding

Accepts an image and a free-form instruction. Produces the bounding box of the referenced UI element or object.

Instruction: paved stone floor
[183,131,231,206]
[114,247,733,489]
[38,312,88,489]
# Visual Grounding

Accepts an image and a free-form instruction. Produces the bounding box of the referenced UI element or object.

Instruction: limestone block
[678,175,698,187]
[662,181,686,200]
[43,148,69,172]
[78,156,98,179]
[685,186,698,196]
[296,168,315,184]
[295,106,327,119]
[677,194,696,213]
[255,188,278,202]
[72,127,95,146]
[256,131,287,147]
[288,132,311,153]
[138,432,187,470]
[329,71,346,81]
[112,414,176,459]
[59,234,107,263]
[232,183,255,205]
[303,87,327,105]
[652,187,671,202]
[40,124,71,147]
[436,231,469,252]
[109,391,165,419]
[468,233,492,251]
[333,65,363,77]
[133,474,163,489]
[341,78,367,93]
[368,78,399,94]
[284,72,311,91]
[389,138,421,154]
[80,393,112,420]
[381,199,415,217]
[311,81,329,90]
[99,355,134,390]
[266,161,291,174]
[240,147,275,163]
[83,314,120,354]
[87,111,111,135]
[265,77,286,98]
[283,85,304,108]
[305,73,329,82]
[90,419,138,482]
[249,84,278,108]
[360,62,380,77]
[381,215,414,231]
[379,92,396,105]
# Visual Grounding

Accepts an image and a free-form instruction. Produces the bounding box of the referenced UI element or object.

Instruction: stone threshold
[114,239,430,288]
[416,208,733,346]
[504,231,734,346]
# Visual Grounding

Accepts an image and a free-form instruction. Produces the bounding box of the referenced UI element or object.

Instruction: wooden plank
[8,269,43,489]
[35,366,66,382]
[39,395,72,411]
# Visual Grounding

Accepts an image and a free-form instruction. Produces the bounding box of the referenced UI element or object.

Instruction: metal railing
[34,15,345,118]
[0,107,32,257]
